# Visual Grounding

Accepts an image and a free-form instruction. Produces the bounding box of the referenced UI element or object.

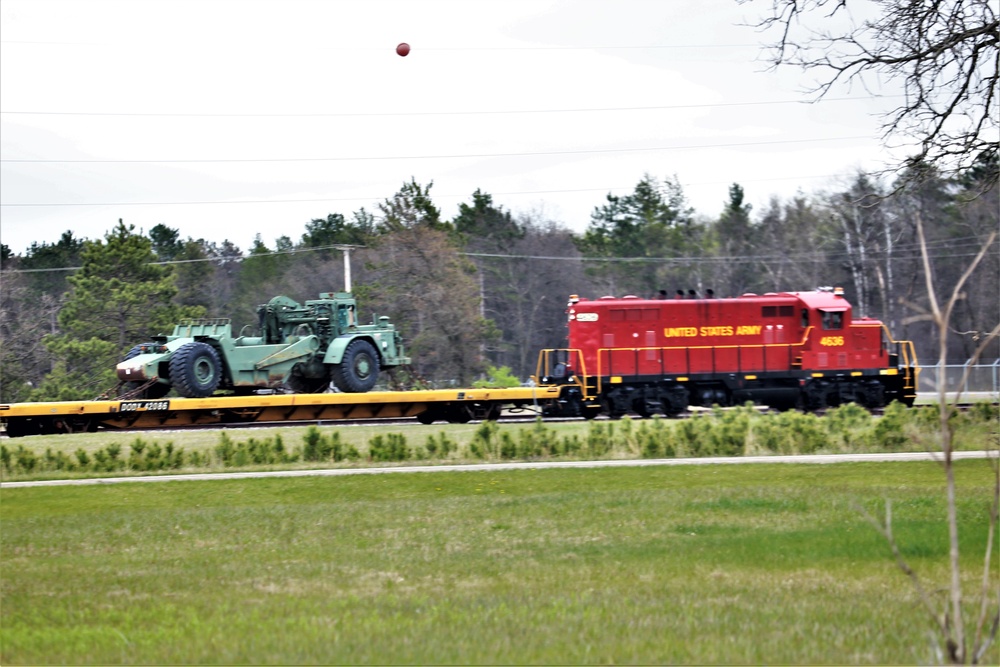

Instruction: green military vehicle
[116,292,409,398]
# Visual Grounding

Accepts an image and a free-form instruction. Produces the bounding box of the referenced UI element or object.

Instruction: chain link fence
[917,361,1000,397]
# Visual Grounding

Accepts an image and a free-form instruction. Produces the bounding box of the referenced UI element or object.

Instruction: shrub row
[468,401,997,460]
[2,401,995,477]
[0,424,460,476]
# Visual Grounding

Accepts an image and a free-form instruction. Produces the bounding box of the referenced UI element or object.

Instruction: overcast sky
[0,0,904,256]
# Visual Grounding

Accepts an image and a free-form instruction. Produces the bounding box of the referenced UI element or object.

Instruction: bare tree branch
[741,0,999,188]
[971,453,999,664]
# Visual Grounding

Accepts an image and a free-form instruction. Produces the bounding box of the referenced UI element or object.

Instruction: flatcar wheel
[447,406,472,424]
[416,409,442,425]
[3,418,36,438]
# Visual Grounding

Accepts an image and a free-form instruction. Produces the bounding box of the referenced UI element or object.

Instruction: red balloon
[396,43,410,57]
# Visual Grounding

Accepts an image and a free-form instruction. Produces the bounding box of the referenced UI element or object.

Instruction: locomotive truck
[116,292,409,398]
[536,287,918,418]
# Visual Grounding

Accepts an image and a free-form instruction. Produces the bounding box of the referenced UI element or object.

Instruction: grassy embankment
[2,401,997,481]
[2,459,998,664]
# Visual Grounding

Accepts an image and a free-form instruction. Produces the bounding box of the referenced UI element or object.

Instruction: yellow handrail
[881,324,920,393]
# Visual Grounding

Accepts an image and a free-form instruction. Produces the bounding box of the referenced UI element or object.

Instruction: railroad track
[3,400,995,439]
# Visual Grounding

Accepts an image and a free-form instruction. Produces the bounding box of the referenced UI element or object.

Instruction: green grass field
[2,460,997,664]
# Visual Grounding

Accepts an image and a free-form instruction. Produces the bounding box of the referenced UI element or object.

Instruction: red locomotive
[537,288,918,417]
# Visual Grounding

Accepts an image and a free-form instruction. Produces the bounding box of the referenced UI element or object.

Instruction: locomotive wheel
[331,340,380,393]
[169,342,222,398]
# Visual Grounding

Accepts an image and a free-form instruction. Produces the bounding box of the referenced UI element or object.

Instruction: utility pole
[334,245,359,292]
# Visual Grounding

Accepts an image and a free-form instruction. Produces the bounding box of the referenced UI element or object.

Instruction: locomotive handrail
[880,324,920,392]
[534,348,589,389]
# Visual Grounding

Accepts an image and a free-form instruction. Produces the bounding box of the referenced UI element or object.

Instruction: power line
[0,172,853,209]
[3,237,993,275]
[0,95,896,118]
[0,135,872,166]
[0,40,760,52]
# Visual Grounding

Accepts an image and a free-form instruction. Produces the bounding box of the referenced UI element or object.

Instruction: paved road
[2,450,995,489]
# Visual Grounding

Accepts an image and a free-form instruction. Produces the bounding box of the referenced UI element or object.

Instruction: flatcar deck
[0,386,563,436]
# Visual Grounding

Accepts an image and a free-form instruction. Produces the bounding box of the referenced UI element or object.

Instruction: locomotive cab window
[820,309,844,330]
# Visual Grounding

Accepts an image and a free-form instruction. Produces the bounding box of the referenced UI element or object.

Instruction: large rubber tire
[331,339,380,393]
[168,342,222,398]
[123,344,145,361]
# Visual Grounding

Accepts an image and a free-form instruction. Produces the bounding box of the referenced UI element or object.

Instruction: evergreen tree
[149,223,184,261]
[378,179,451,234]
[712,183,756,297]
[32,221,203,400]
[453,189,524,249]
[301,211,375,252]
[19,230,85,296]
[576,174,700,297]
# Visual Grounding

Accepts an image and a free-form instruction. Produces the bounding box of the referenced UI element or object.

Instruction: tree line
[1,163,997,404]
